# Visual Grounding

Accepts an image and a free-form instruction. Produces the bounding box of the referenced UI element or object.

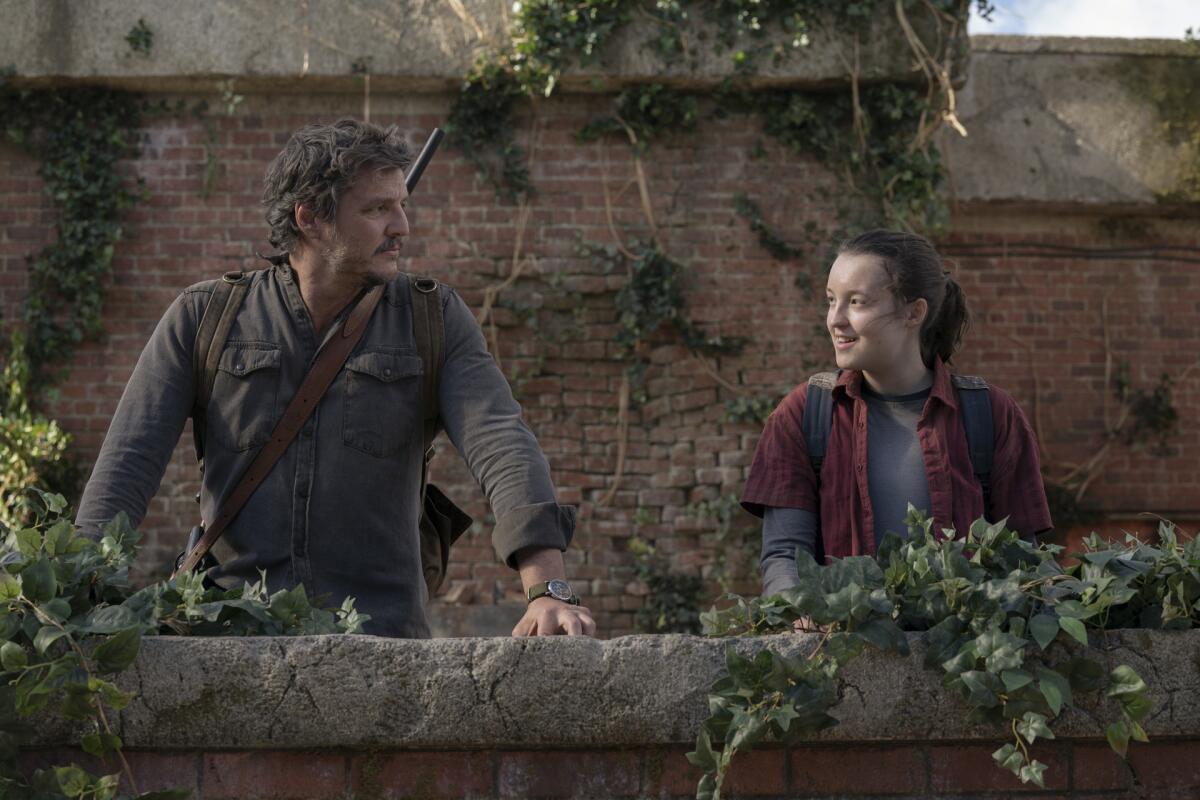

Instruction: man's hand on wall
[512,598,597,637]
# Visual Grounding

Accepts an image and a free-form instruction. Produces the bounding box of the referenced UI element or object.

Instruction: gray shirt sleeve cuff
[492,501,577,569]
[761,557,803,597]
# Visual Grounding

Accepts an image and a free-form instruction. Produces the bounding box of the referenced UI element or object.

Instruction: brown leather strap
[409,275,443,453]
[173,284,385,577]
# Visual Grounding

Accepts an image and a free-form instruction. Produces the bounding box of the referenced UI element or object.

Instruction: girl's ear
[907,297,929,329]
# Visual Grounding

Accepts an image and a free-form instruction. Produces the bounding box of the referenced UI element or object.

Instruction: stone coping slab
[32,629,1200,749]
[5,0,939,90]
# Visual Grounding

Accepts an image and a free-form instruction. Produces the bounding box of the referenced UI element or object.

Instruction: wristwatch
[527,579,580,606]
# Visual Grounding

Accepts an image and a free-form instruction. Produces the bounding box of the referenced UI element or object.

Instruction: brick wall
[3,90,1198,637]
[21,739,1200,798]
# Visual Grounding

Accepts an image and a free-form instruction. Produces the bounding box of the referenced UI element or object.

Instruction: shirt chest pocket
[210,343,282,452]
[342,350,425,458]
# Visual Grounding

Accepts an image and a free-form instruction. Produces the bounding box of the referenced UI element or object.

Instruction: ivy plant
[0,76,145,393]
[0,492,366,798]
[691,508,1165,799]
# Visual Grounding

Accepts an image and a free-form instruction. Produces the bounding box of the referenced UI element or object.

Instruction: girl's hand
[794,616,829,633]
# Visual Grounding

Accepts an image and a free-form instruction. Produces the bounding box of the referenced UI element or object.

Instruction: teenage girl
[741,229,1052,598]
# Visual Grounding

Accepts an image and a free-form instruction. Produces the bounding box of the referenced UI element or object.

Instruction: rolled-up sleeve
[436,290,575,567]
[76,289,207,535]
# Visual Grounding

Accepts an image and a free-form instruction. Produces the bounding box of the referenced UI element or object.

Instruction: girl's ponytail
[921,274,970,366]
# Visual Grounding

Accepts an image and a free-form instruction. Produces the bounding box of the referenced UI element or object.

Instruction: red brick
[351,751,493,798]
[929,742,1068,792]
[1125,740,1200,792]
[790,744,926,795]
[497,750,640,798]
[202,751,346,799]
[1073,742,1135,790]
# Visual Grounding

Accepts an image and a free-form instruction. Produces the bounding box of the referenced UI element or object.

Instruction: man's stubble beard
[323,234,395,289]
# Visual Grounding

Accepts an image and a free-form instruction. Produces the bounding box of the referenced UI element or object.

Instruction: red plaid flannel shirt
[741,359,1053,559]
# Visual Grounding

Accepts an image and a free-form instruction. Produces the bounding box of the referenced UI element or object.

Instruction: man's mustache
[374,238,403,255]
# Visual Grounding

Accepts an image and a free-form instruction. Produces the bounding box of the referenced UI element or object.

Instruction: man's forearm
[514,545,568,594]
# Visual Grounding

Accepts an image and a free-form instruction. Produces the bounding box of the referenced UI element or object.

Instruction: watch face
[547,579,572,600]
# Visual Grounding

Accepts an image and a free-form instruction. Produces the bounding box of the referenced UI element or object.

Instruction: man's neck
[289,250,364,339]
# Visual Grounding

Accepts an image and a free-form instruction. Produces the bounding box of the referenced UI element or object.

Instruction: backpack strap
[951,373,994,519]
[191,271,250,467]
[408,274,444,464]
[802,371,838,478]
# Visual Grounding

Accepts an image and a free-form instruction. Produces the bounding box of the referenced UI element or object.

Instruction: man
[77,118,594,638]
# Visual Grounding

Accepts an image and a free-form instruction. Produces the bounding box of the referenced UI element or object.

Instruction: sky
[967,0,1197,38]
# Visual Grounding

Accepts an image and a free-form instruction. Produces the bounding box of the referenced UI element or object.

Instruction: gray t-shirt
[759,385,931,596]
[76,264,574,637]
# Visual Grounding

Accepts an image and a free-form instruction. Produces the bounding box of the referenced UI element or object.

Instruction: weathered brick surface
[4,88,1198,638]
[18,740,1200,798]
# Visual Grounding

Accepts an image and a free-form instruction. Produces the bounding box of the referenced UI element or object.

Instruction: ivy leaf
[14,529,42,558]
[51,765,89,796]
[728,710,767,751]
[991,742,1024,775]
[0,641,27,672]
[32,625,68,655]
[1106,665,1147,699]
[1016,711,1054,745]
[1120,693,1153,723]
[92,627,141,673]
[1028,614,1059,651]
[21,559,56,603]
[770,704,801,734]
[42,598,72,622]
[1000,669,1033,692]
[855,617,908,654]
[1035,666,1072,716]
[1064,657,1106,693]
[1057,616,1088,646]
[686,728,717,771]
[80,732,122,756]
[1018,759,1048,787]
[960,671,998,707]
[0,573,21,602]
[1106,719,1131,757]
[1129,719,1149,744]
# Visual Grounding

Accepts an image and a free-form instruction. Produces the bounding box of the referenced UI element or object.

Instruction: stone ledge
[3,0,937,91]
[33,629,1200,749]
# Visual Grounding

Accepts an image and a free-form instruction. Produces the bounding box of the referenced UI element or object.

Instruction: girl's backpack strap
[802,371,839,479]
[950,373,994,518]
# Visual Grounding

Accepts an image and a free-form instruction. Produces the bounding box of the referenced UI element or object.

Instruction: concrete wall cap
[32,629,1200,749]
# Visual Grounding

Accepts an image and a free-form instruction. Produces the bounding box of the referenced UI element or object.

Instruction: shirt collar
[831,357,957,409]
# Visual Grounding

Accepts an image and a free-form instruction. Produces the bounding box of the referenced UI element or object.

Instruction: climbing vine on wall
[1,79,144,390]
[0,73,146,512]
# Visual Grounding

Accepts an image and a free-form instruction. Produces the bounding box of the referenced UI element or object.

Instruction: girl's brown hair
[839,229,970,366]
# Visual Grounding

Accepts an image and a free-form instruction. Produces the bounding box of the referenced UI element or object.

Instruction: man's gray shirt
[76,264,574,637]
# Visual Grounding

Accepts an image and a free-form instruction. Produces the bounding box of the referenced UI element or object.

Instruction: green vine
[629,536,703,634]
[0,76,145,392]
[124,20,153,58]
[0,493,365,797]
[612,244,747,405]
[692,508,1163,798]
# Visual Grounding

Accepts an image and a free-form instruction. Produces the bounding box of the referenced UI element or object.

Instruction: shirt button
[234,363,245,373]
[383,368,392,378]
[302,425,314,438]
